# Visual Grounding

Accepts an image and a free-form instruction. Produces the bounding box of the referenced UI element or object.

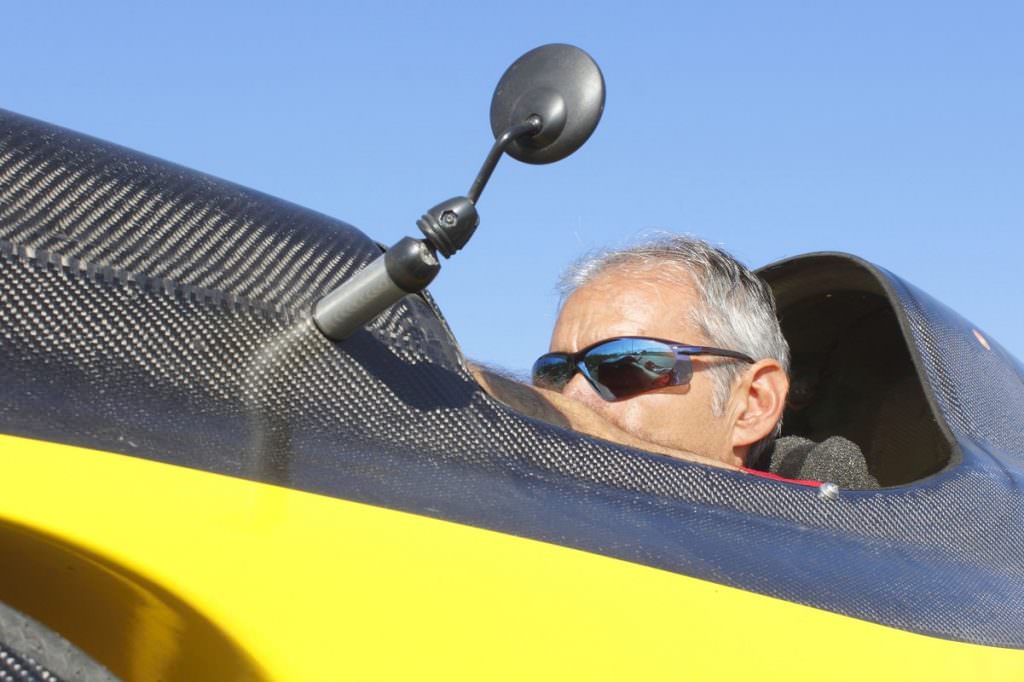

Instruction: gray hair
[558,234,789,463]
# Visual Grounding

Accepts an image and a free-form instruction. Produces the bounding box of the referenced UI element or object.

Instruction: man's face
[548,266,738,464]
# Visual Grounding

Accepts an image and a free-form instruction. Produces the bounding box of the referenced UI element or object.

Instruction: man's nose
[562,372,603,408]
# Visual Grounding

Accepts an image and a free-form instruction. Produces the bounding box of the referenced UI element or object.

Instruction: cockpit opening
[761,254,952,486]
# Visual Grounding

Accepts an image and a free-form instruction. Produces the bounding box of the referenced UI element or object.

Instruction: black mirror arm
[468,115,543,204]
[312,117,543,342]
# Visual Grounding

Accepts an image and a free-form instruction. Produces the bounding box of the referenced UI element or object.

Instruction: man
[472,235,790,470]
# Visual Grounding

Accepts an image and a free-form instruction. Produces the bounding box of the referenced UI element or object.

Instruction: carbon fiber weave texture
[0,600,116,682]
[890,274,1024,459]
[2,110,1024,648]
[0,642,57,682]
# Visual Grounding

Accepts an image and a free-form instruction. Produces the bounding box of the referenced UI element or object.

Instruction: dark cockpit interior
[761,254,952,487]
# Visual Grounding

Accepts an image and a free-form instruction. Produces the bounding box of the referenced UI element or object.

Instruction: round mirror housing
[490,44,605,164]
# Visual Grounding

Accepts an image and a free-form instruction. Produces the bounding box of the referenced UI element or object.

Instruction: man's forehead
[552,264,706,350]
[583,263,699,300]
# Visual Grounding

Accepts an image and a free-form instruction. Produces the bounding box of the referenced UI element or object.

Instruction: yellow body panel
[0,433,1020,681]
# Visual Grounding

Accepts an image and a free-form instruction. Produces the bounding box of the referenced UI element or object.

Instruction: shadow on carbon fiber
[2,109,1024,649]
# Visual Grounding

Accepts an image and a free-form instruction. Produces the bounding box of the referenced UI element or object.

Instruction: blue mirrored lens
[582,338,690,399]
[532,353,575,390]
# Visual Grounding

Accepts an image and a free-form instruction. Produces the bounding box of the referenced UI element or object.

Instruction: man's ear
[729,360,789,451]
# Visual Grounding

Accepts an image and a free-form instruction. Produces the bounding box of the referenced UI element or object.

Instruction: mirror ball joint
[417,196,480,260]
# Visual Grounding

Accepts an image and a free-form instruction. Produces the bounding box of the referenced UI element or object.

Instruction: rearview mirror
[490,43,605,165]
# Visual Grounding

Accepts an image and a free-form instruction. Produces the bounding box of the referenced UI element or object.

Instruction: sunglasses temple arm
[674,346,757,364]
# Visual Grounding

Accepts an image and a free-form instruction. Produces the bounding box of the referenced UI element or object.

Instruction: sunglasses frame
[532,336,756,401]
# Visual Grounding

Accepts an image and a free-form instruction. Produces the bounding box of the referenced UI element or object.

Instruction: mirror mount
[313,44,604,342]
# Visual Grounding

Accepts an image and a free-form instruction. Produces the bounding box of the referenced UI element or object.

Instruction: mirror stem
[312,116,543,342]
[467,116,542,204]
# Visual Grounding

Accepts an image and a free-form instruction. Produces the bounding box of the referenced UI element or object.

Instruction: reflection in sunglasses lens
[533,338,700,400]
[586,339,677,399]
[533,354,574,389]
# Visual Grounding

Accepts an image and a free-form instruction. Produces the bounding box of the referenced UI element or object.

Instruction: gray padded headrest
[769,435,880,489]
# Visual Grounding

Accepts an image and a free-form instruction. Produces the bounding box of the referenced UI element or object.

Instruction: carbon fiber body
[2,110,1023,647]
[0,601,116,681]
[0,643,57,682]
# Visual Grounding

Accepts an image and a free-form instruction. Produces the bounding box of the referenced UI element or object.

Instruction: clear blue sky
[5,2,1022,372]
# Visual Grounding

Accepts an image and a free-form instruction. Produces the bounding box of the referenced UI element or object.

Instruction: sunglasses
[532,336,755,401]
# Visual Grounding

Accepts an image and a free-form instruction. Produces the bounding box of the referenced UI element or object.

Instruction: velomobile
[1,45,1022,680]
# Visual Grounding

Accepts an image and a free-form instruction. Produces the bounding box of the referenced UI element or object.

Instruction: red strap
[740,466,821,487]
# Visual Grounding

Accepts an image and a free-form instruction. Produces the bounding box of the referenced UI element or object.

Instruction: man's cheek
[614,402,659,441]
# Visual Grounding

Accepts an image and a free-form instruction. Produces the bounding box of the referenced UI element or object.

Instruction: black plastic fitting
[416,197,480,258]
[385,237,443,291]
